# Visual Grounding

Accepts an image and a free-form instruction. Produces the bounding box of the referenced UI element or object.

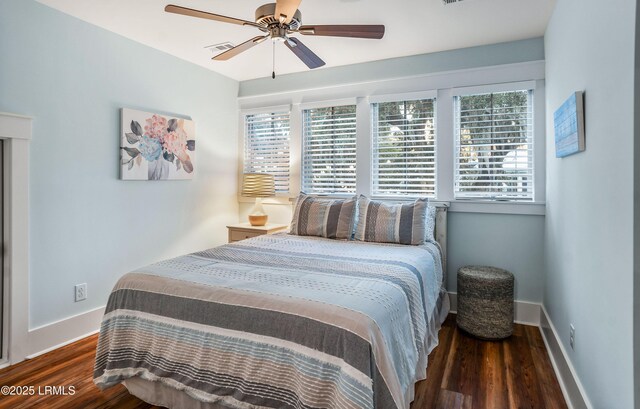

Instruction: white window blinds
[244,110,290,194]
[454,89,534,201]
[302,105,357,194]
[372,98,436,197]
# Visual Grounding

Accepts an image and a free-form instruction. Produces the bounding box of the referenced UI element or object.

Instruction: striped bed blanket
[94,233,447,409]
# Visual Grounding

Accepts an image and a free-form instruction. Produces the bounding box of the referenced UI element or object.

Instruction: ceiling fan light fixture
[269,25,289,40]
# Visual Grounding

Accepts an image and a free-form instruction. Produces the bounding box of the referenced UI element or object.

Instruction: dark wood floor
[414,315,567,409]
[0,315,566,409]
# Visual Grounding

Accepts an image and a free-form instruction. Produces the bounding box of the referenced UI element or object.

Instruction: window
[454,89,534,201]
[241,75,544,212]
[372,98,436,197]
[302,105,357,194]
[244,110,290,194]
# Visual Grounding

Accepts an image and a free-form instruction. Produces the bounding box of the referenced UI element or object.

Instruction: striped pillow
[290,193,357,240]
[354,196,429,245]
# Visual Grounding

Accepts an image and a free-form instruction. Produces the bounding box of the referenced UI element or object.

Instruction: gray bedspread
[94,233,447,409]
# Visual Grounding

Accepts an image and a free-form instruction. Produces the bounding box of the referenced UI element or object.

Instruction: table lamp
[241,173,275,226]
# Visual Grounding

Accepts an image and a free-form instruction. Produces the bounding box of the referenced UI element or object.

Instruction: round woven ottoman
[457,266,514,340]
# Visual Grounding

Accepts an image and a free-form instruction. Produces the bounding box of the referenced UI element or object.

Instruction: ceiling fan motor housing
[255,3,302,30]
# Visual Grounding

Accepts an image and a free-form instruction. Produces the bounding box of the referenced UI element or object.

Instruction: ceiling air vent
[204,42,235,54]
[443,0,462,4]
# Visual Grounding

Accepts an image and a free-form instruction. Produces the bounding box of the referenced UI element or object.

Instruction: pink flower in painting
[144,115,168,140]
[163,127,188,155]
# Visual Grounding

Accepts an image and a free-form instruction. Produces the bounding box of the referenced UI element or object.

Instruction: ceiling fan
[164,0,385,74]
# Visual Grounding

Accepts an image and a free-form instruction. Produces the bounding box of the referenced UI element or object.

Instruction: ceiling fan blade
[213,36,269,61]
[284,37,325,69]
[298,25,385,39]
[274,0,302,24]
[165,5,259,28]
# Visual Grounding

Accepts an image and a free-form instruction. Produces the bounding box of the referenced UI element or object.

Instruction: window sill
[448,200,545,215]
[238,195,545,216]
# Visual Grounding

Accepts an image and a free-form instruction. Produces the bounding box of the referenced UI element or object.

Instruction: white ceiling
[36,0,556,81]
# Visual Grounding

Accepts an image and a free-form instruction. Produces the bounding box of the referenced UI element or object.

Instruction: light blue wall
[239,37,544,97]
[447,213,544,301]
[544,0,635,408]
[0,0,240,328]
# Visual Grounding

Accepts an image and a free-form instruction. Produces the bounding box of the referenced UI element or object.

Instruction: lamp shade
[241,173,275,198]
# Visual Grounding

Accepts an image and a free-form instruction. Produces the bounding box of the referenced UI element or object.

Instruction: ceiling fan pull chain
[272,40,276,79]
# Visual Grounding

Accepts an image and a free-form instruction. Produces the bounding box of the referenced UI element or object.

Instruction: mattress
[94,233,448,409]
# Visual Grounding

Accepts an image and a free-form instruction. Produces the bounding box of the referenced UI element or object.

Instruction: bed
[94,206,449,409]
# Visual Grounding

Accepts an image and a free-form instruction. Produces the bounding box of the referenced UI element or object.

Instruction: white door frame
[0,112,31,366]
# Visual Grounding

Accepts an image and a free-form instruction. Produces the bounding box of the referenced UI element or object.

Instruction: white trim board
[27,306,105,359]
[539,305,592,409]
[0,112,32,365]
[448,201,545,216]
[447,292,541,326]
[238,60,545,105]
[0,112,32,140]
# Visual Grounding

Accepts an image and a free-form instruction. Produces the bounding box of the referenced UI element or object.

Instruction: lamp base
[248,214,268,226]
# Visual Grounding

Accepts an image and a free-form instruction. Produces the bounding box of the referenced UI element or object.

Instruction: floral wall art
[120,108,196,180]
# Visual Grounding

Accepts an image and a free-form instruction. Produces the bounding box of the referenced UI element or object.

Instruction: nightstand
[227,223,288,243]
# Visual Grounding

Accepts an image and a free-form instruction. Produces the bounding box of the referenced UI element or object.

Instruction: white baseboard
[447,292,541,325]
[26,306,105,359]
[539,305,592,409]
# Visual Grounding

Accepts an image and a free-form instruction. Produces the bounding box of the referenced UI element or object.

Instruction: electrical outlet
[75,283,87,302]
[569,324,575,350]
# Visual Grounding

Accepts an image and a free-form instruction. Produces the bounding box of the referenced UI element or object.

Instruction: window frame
[450,81,544,204]
[369,90,438,199]
[452,84,535,202]
[238,105,292,203]
[238,63,546,215]
[300,99,359,196]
